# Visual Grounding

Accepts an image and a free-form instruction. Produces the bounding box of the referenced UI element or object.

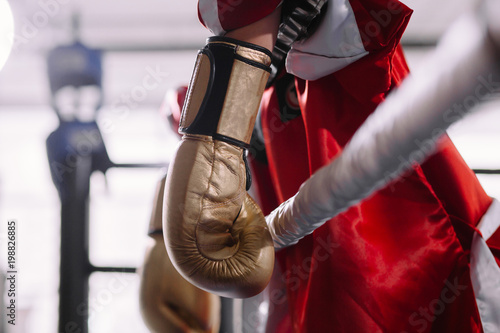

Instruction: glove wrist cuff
[179,37,272,146]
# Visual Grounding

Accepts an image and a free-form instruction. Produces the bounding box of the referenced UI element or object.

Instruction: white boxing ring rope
[266,3,500,249]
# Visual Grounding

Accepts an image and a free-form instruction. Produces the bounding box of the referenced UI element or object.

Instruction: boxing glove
[163,37,275,298]
[140,175,221,332]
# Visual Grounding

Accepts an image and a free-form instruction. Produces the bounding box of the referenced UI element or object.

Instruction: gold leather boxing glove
[140,175,221,332]
[163,37,275,298]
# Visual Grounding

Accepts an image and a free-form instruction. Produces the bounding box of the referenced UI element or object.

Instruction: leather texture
[164,37,274,298]
[180,53,211,131]
[180,37,272,146]
[148,174,167,233]
[217,58,270,144]
[164,136,274,298]
[140,175,220,333]
[140,234,221,333]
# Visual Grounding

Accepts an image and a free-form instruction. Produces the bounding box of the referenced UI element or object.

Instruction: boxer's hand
[164,37,275,298]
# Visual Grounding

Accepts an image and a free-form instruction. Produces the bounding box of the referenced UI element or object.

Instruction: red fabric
[420,137,491,226]
[487,228,500,251]
[486,228,500,267]
[349,0,414,52]
[160,85,187,135]
[195,0,497,331]
[251,1,495,333]
[249,156,279,215]
[197,0,282,33]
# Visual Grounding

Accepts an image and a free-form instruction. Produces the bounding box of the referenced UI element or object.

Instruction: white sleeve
[286,0,368,80]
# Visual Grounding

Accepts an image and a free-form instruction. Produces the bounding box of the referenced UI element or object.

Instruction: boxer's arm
[162,7,281,298]
[225,7,281,51]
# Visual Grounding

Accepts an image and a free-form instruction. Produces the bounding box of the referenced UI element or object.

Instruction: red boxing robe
[198,1,500,332]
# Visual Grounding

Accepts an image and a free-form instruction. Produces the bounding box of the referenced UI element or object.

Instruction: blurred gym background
[0,0,499,332]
